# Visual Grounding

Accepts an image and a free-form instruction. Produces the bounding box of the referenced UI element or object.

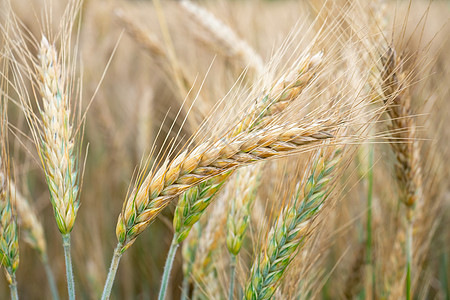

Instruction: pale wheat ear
[4,2,83,296]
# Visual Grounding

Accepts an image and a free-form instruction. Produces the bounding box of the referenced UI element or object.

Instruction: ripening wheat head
[35,36,80,234]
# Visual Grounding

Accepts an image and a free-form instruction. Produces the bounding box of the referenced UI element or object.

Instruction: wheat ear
[117,122,334,252]
[0,165,19,300]
[0,102,19,300]
[226,165,261,299]
[37,36,79,300]
[381,47,422,299]
[10,182,60,300]
[244,149,341,300]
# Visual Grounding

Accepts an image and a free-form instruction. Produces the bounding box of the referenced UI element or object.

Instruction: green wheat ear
[244,149,341,300]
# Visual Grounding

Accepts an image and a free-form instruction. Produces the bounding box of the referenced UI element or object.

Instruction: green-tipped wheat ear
[227,166,261,299]
[10,183,60,300]
[116,122,335,252]
[37,36,80,235]
[381,48,422,300]
[0,163,20,300]
[244,149,342,300]
[37,36,79,300]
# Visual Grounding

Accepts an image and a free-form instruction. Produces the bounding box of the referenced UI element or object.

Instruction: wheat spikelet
[244,149,341,300]
[37,36,80,234]
[116,121,336,252]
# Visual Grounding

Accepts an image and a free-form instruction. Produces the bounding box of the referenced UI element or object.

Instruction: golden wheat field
[0,0,449,299]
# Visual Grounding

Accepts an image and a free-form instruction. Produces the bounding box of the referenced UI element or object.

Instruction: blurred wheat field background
[0,0,449,299]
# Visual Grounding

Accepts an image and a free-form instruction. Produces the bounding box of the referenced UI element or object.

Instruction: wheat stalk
[172,50,323,247]
[181,223,201,300]
[244,149,341,300]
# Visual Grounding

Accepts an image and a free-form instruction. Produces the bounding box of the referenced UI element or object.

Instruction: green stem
[101,243,123,300]
[229,254,236,300]
[9,272,18,300]
[406,216,413,300]
[158,236,179,300]
[366,144,375,298]
[62,234,75,300]
[43,254,60,300]
[181,277,189,300]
